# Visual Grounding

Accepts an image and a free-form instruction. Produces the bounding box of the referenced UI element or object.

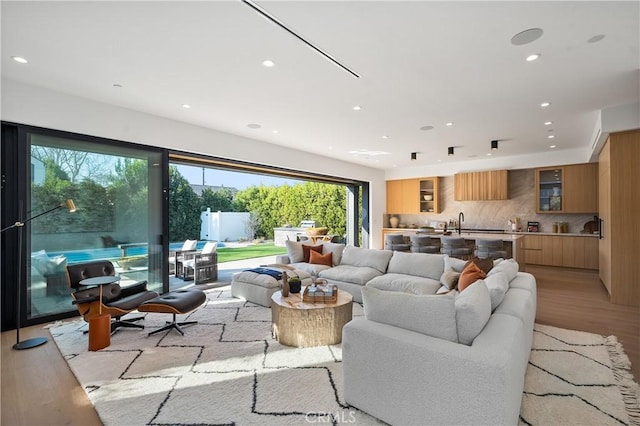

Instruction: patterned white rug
[50,286,639,426]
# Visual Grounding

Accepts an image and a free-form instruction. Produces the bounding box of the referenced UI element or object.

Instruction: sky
[175,164,303,190]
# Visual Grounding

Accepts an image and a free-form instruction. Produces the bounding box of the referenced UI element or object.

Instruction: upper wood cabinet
[386,177,440,214]
[535,163,598,213]
[454,170,508,200]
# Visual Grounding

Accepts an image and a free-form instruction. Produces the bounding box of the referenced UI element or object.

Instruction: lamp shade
[65,199,77,212]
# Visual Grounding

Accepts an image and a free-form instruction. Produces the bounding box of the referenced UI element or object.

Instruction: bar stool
[410,235,439,253]
[385,234,411,252]
[440,237,472,260]
[474,239,507,259]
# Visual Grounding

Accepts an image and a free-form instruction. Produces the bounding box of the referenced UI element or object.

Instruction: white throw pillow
[488,258,519,281]
[321,242,345,266]
[362,286,458,342]
[484,271,509,311]
[455,280,492,345]
[285,240,304,263]
[444,255,468,272]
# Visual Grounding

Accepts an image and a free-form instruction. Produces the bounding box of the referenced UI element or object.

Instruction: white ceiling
[2,1,639,170]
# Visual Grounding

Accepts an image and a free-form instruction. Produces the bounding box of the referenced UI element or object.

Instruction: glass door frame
[1,122,169,329]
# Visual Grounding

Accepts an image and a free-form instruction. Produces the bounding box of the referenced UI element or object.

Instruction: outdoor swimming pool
[47,241,216,264]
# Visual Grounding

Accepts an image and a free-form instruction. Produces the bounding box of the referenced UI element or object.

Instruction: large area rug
[50,286,639,425]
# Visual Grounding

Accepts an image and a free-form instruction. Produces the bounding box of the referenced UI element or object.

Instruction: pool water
[47,241,219,264]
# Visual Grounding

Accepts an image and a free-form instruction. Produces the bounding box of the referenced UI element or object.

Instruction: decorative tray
[302,283,338,304]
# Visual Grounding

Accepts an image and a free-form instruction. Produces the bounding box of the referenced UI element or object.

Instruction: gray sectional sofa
[276,241,536,425]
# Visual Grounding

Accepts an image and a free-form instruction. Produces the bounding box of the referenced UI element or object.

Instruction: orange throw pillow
[302,245,323,263]
[309,250,333,267]
[458,261,487,292]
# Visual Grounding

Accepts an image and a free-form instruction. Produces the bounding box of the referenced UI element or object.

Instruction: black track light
[491,140,499,150]
[448,146,454,156]
[411,152,417,160]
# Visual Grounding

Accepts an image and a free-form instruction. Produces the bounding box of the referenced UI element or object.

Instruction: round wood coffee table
[271,287,353,347]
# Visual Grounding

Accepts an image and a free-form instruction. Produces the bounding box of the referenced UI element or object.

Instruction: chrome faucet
[458,212,465,235]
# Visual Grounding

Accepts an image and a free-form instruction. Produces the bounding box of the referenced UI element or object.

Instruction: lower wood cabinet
[523,235,598,269]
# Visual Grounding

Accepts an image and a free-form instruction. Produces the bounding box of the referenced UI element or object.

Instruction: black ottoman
[138,289,206,336]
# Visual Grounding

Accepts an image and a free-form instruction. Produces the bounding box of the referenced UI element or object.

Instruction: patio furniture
[169,239,197,276]
[181,242,218,283]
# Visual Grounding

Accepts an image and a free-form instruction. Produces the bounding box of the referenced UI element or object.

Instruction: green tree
[233,182,347,239]
[200,187,234,212]
[109,159,149,243]
[168,166,200,241]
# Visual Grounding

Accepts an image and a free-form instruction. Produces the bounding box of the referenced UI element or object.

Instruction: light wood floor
[2,265,639,425]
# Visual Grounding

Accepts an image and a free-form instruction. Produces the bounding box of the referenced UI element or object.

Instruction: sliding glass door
[2,125,166,326]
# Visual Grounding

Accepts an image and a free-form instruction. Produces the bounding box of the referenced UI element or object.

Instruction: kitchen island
[382,228,525,265]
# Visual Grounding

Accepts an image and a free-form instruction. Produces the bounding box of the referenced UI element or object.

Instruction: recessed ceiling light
[182,104,191,109]
[420,125,434,131]
[381,135,389,139]
[262,59,275,67]
[544,121,553,126]
[11,56,28,64]
[352,105,362,111]
[540,102,551,107]
[445,122,454,127]
[487,153,492,156]
[548,135,555,139]
[549,145,557,149]
[272,130,279,134]
[588,34,606,44]
[511,28,544,46]
[247,123,261,129]
[526,54,541,62]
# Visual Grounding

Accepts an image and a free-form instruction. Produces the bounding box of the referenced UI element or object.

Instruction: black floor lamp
[1,199,76,350]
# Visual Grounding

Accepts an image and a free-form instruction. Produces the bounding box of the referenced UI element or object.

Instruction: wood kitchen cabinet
[535,163,598,213]
[523,235,598,269]
[454,170,508,201]
[598,129,640,306]
[386,177,440,214]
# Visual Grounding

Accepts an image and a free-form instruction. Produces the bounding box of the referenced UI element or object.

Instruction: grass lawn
[217,243,287,263]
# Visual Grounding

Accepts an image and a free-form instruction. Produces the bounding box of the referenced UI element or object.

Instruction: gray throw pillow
[440,269,461,290]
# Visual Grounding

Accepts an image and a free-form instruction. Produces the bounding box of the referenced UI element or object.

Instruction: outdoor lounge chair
[169,239,197,276]
[181,241,218,283]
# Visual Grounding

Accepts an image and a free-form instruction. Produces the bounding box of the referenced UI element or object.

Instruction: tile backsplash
[384,169,597,234]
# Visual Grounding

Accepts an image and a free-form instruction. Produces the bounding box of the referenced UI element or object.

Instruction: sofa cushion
[321,242,346,266]
[362,286,458,342]
[387,251,444,281]
[484,270,509,311]
[494,288,536,330]
[310,250,332,266]
[319,264,383,285]
[458,261,487,291]
[302,244,323,262]
[367,273,441,295]
[340,246,393,273]
[455,279,492,345]
[290,262,332,275]
[488,258,519,281]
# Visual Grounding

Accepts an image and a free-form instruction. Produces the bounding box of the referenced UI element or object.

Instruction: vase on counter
[389,216,399,228]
